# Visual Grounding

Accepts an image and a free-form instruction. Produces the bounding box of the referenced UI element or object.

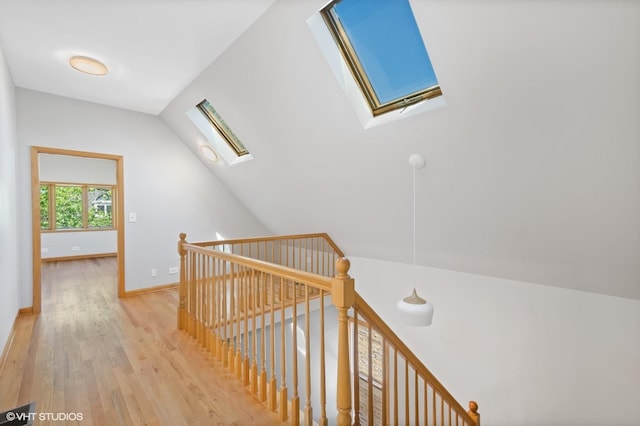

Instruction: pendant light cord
[412,162,417,288]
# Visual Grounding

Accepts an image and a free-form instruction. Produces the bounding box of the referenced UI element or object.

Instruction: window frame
[196,99,249,157]
[320,0,442,117]
[40,182,116,232]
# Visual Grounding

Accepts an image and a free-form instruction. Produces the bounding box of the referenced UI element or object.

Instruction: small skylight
[187,99,253,166]
[310,0,444,127]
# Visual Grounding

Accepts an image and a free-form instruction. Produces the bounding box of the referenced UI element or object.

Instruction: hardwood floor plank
[0,258,286,425]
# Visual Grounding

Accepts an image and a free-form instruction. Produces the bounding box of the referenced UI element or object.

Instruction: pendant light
[397,154,434,326]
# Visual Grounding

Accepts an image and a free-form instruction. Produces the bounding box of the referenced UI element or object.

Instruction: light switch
[129,212,137,223]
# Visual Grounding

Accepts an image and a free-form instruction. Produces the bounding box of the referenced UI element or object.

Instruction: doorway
[31,146,125,314]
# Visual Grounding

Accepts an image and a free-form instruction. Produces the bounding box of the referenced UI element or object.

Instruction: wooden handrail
[189,232,345,258]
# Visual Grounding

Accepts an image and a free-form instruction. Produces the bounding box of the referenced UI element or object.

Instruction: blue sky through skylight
[332,0,438,105]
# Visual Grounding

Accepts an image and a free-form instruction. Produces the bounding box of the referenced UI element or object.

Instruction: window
[40,183,115,231]
[320,0,441,117]
[187,99,253,166]
[87,187,113,228]
[55,185,83,229]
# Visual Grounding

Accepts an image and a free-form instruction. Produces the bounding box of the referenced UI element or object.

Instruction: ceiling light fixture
[397,154,434,326]
[69,55,108,76]
[200,145,218,162]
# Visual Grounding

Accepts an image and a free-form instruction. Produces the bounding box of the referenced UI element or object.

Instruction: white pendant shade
[397,289,434,326]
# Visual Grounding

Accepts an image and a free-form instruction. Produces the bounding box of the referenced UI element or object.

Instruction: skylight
[319,0,442,117]
[187,99,253,166]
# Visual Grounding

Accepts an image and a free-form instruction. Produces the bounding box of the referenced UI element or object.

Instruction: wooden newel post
[332,257,355,426]
[468,401,480,426]
[177,233,187,330]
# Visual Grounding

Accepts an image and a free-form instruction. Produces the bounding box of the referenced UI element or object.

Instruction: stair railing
[177,233,478,426]
[351,293,479,426]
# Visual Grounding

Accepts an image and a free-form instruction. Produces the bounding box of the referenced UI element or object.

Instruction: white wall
[0,42,19,351]
[16,88,271,305]
[41,231,117,259]
[349,257,640,426]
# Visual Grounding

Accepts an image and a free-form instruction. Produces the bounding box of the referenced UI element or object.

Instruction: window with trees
[40,183,114,231]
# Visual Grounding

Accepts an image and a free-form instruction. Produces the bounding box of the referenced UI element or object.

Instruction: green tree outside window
[55,185,83,229]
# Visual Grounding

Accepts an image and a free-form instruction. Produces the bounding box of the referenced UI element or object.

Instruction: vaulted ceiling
[1,0,638,299]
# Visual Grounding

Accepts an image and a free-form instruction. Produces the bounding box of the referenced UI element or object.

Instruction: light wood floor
[0,258,286,425]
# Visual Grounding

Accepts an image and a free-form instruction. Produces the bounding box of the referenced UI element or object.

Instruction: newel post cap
[335,257,351,278]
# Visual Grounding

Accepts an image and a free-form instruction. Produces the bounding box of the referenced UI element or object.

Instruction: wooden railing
[177,233,479,426]
[351,294,479,426]
[189,233,344,278]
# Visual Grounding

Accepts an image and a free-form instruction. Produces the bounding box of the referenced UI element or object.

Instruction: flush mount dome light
[200,145,218,162]
[69,55,108,76]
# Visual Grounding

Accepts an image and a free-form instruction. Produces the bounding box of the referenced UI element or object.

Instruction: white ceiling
[1,0,639,300]
[0,0,276,114]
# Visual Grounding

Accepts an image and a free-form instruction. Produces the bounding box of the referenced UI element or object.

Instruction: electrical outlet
[169,267,179,274]
[151,268,157,277]
[71,246,80,251]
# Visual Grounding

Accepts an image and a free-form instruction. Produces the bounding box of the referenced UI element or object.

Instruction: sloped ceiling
[0,0,276,114]
[161,0,640,300]
[0,0,637,299]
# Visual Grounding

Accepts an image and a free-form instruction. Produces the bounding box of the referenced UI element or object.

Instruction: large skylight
[318,0,442,118]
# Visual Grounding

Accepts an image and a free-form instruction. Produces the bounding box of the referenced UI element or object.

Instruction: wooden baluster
[423,381,427,426]
[318,290,328,426]
[242,267,249,384]
[204,257,210,352]
[382,341,389,426]
[216,258,222,362]
[303,238,307,272]
[189,251,197,337]
[352,312,361,426]
[332,257,355,426]
[222,260,228,367]
[414,370,419,426]
[251,269,258,394]
[259,271,268,402]
[279,275,288,421]
[441,394,444,426]
[210,257,217,355]
[321,238,325,276]
[229,264,236,373]
[177,233,187,329]
[432,384,436,426]
[394,350,398,426]
[304,285,312,426]
[467,401,480,426]
[405,358,409,426]
[315,237,320,276]
[368,324,374,425]
[198,253,205,346]
[269,274,278,412]
[291,280,300,426]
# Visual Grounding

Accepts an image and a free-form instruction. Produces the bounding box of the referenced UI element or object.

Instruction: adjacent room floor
[0,258,285,425]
